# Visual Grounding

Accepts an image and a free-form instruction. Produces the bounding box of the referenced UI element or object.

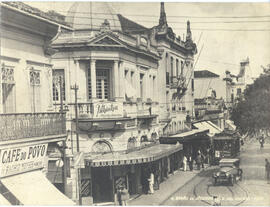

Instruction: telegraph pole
[70,84,82,205]
[59,76,67,195]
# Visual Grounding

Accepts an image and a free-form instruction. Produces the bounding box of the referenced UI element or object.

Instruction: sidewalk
[128,166,210,206]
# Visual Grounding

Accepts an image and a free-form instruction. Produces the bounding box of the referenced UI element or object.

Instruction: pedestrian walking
[196,154,201,170]
[259,136,265,149]
[183,155,187,171]
[120,185,129,206]
[188,155,193,171]
[117,186,123,206]
[148,172,154,194]
[201,153,205,169]
[265,159,270,184]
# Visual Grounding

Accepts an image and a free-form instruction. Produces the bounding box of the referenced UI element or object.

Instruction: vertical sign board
[93,102,123,119]
[0,144,48,178]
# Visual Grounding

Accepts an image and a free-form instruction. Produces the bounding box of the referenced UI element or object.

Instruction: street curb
[159,166,217,205]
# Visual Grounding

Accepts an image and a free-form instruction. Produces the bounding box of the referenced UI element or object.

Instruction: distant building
[224,58,252,106]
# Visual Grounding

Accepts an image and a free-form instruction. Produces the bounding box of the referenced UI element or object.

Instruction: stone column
[113,60,119,99]
[118,61,125,99]
[90,59,96,99]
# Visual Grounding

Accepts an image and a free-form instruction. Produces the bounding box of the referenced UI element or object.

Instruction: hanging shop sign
[93,102,123,118]
[0,144,48,178]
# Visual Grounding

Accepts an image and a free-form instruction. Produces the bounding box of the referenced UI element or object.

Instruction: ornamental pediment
[91,34,124,47]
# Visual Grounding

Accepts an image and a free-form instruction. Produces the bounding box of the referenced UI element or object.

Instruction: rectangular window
[140,73,144,99]
[1,64,16,113]
[87,66,92,99]
[29,69,41,112]
[176,59,179,77]
[191,79,194,92]
[153,76,156,101]
[130,71,134,87]
[52,69,65,102]
[171,57,174,79]
[181,61,184,75]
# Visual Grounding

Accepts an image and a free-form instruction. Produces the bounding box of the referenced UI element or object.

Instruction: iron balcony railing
[0,112,66,141]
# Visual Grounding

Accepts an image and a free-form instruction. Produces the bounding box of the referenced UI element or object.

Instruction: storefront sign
[0,144,48,178]
[93,102,123,118]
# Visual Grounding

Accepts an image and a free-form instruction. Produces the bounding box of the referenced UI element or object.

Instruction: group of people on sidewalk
[182,149,210,172]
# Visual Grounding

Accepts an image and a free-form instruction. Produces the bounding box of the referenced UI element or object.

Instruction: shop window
[52,69,65,102]
[29,68,41,112]
[1,63,15,113]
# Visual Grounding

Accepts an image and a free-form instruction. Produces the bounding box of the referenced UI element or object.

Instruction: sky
[26,1,270,78]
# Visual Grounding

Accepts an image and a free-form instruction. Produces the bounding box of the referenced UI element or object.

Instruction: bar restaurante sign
[93,102,123,118]
[0,144,48,177]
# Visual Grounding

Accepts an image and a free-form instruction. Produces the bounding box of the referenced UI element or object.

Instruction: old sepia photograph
[0,0,270,206]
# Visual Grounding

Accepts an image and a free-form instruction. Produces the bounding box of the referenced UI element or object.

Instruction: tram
[212,131,240,165]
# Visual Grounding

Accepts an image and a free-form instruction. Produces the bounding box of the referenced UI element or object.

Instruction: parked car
[212,158,242,186]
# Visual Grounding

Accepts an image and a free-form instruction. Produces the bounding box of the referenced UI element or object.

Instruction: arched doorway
[91,140,113,203]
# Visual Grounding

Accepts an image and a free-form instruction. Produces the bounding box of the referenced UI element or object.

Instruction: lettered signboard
[0,144,48,178]
[93,102,123,118]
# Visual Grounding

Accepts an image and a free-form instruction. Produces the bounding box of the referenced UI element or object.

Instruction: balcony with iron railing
[0,112,66,143]
[54,99,159,120]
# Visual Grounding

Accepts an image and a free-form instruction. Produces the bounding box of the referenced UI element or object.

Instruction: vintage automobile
[212,158,242,186]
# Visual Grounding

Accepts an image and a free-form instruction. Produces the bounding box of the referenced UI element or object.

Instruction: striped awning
[85,143,183,167]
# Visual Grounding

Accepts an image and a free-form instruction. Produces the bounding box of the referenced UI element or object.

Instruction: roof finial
[186,20,192,41]
[159,2,167,26]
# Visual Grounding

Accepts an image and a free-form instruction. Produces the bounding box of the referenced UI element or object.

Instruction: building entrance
[92,167,113,203]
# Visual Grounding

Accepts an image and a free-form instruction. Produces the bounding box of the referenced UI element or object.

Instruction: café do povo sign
[93,102,123,118]
[0,144,48,178]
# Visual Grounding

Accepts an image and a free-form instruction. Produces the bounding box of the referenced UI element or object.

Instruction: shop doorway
[92,167,113,203]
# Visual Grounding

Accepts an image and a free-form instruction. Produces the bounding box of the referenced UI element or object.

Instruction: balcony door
[96,69,109,100]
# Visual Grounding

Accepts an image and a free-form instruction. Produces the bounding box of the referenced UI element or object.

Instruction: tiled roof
[117,14,148,33]
[2,1,70,27]
[194,70,220,78]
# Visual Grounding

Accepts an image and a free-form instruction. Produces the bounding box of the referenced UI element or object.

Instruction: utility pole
[70,84,82,205]
[59,76,67,195]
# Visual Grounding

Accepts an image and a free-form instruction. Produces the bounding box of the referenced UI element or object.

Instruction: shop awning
[1,170,75,205]
[226,120,236,131]
[0,193,11,205]
[193,121,222,136]
[160,129,209,144]
[85,143,182,167]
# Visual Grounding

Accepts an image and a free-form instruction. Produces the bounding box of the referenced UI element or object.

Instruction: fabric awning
[0,193,11,205]
[85,143,182,167]
[159,129,209,144]
[226,120,236,130]
[193,121,222,136]
[1,170,75,205]
[125,79,137,98]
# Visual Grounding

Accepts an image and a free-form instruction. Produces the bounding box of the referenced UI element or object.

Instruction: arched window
[140,135,148,143]
[91,140,112,154]
[127,137,137,150]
